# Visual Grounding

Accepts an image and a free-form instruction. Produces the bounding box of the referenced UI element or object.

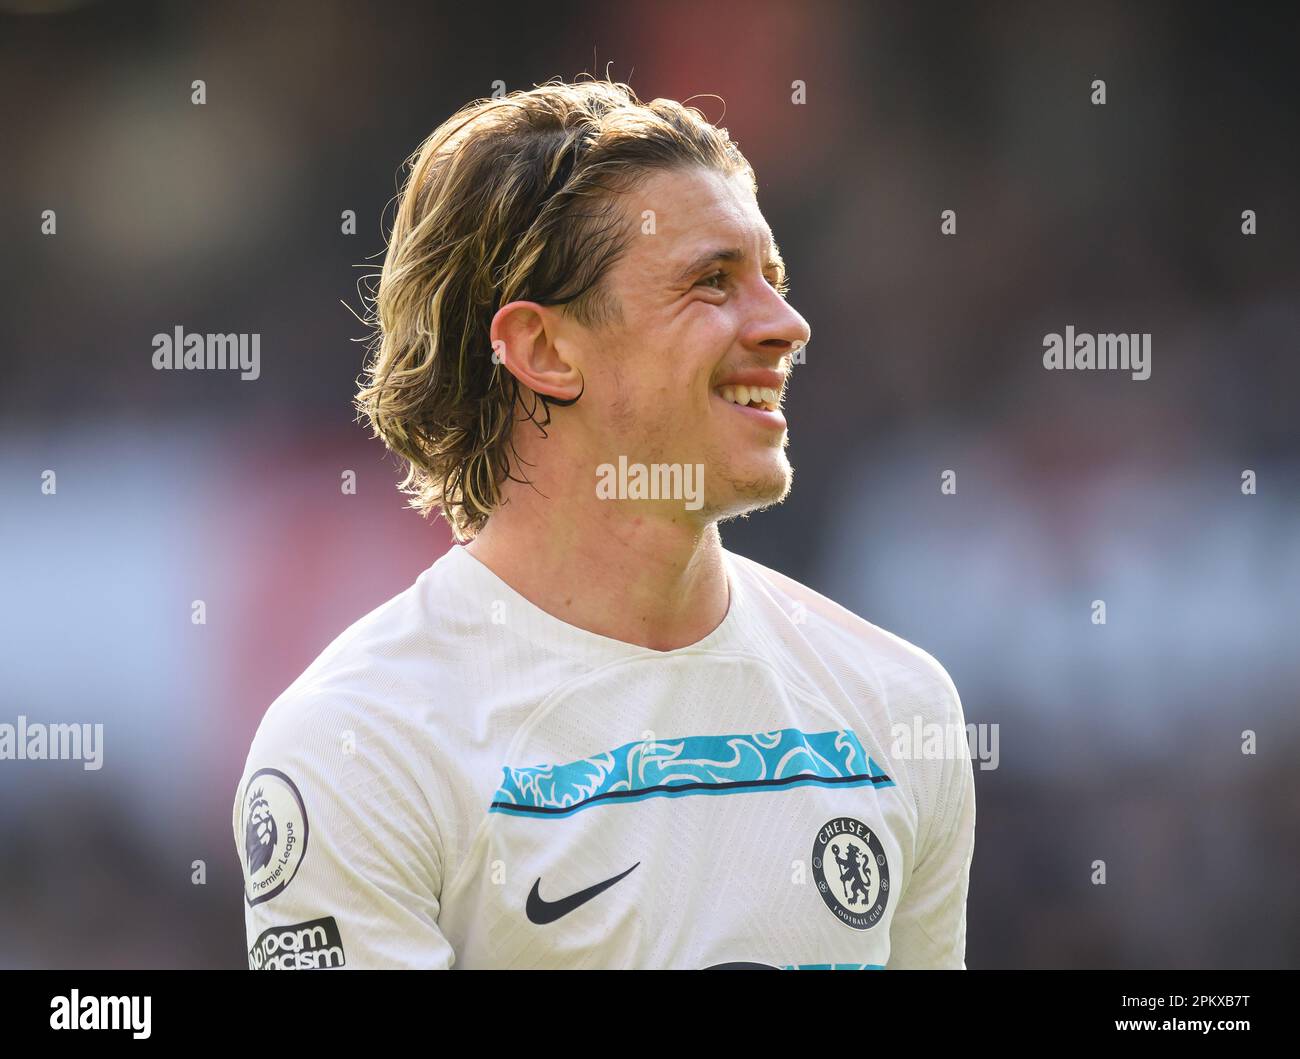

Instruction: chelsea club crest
[811,816,890,930]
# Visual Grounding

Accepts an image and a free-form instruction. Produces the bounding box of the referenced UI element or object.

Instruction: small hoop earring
[539,368,584,410]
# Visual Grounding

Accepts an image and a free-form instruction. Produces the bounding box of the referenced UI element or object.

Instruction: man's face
[559,165,811,523]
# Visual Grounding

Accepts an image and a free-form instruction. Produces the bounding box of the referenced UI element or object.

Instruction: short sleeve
[233,692,456,969]
[886,671,977,969]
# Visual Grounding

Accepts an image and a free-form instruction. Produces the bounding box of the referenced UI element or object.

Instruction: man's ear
[490,301,583,403]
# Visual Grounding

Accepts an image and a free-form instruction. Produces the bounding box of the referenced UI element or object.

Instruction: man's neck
[464,491,730,652]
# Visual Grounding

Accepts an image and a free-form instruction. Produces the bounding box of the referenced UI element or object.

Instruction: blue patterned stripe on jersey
[782,963,885,970]
[489,728,894,818]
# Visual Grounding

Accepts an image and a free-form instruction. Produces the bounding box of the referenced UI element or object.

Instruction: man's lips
[713,369,787,393]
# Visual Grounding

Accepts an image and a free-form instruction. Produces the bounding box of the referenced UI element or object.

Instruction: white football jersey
[233,544,975,970]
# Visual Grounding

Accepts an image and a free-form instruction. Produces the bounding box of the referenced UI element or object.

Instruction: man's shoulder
[724,548,962,719]
[244,553,474,761]
[233,563,464,851]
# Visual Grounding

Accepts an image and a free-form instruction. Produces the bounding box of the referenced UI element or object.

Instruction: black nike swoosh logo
[526,862,640,925]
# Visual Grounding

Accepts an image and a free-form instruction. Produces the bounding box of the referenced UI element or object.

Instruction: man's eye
[697,270,727,290]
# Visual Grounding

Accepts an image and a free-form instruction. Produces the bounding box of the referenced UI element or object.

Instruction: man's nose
[746,291,811,361]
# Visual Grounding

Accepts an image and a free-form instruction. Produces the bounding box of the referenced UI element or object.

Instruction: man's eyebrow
[673,247,744,284]
[672,242,788,285]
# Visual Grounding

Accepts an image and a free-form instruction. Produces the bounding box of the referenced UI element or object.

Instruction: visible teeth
[717,383,780,410]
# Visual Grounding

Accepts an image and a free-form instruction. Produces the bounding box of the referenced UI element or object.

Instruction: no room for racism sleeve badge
[241,768,309,906]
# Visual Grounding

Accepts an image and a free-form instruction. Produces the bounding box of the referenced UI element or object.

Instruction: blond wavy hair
[355,78,753,541]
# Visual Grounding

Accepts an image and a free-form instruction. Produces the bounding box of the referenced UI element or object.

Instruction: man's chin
[702,461,793,522]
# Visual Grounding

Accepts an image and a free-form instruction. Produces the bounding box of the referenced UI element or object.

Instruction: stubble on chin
[698,452,794,524]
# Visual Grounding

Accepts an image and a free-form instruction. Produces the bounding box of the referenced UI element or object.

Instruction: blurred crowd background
[2,0,1297,968]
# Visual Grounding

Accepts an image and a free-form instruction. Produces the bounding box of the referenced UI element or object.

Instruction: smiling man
[233,79,975,969]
